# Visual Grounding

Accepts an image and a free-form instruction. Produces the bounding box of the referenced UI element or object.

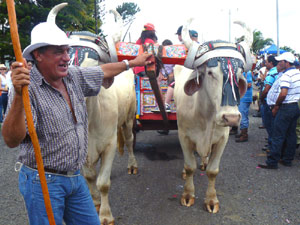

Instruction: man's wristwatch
[122,59,130,70]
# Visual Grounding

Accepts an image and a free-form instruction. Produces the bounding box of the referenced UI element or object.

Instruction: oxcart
[116,42,188,131]
[135,75,177,131]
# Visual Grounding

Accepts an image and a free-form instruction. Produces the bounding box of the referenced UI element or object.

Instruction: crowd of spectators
[231,51,300,169]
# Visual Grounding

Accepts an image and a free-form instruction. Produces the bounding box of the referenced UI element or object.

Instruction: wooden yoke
[116,42,188,127]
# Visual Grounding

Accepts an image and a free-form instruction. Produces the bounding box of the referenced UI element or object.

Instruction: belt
[22,164,79,176]
[32,167,78,175]
[270,102,297,110]
[282,102,298,105]
[43,168,79,176]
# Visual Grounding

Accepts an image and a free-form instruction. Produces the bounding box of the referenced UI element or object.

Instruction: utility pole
[276,0,279,55]
[94,0,98,34]
[229,9,231,42]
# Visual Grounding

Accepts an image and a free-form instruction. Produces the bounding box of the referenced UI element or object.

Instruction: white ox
[83,66,137,225]
[174,22,253,213]
[48,4,138,225]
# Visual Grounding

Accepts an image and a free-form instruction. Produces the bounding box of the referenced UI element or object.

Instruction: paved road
[1,108,300,225]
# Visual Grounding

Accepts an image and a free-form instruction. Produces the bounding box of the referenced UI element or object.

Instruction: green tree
[281,46,295,54]
[0,0,98,62]
[252,30,273,54]
[116,2,140,24]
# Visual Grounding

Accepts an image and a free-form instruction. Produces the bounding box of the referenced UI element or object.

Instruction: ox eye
[208,71,213,76]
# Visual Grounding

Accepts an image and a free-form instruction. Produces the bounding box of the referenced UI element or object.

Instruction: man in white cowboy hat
[258,52,300,169]
[1,21,152,225]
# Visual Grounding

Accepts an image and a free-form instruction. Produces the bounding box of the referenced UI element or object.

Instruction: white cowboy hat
[23,22,70,60]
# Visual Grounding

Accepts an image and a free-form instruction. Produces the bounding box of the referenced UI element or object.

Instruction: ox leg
[82,139,101,212]
[180,140,197,207]
[122,122,138,175]
[97,144,117,225]
[204,136,227,213]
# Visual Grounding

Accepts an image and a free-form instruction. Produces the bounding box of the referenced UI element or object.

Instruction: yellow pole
[6,1,56,224]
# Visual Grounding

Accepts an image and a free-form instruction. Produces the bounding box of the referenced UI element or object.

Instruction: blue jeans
[260,103,265,126]
[1,92,8,115]
[0,94,3,122]
[262,102,273,147]
[238,102,251,129]
[266,103,300,166]
[19,165,100,225]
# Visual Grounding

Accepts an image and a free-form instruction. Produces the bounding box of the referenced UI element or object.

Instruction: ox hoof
[205,201,219,213]
[95,204,100,214]
[101,219,115,225]
[181,195,195,207]
[128,167,138,175]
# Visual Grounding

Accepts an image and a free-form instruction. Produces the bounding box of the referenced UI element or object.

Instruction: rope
[227,58,237,101]
[142,43,165,77]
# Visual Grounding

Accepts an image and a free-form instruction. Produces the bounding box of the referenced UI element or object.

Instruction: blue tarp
[259,44,286,54]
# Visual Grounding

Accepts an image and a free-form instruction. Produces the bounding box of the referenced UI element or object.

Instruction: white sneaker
[165,103,171,112]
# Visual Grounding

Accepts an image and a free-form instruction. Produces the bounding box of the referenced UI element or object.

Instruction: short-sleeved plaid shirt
[6,65,103,172]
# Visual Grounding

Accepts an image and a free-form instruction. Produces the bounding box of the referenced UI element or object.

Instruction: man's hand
[11,62,30,96]
[129,52,153,68]
[272,105,280,116]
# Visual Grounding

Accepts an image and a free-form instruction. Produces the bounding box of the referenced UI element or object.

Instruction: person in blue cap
[175,26,199,43]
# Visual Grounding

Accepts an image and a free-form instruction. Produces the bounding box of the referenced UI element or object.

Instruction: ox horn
[233,21,253,72]
[108,9,123,43]
[233,21,253,47]
[181,18,194,49]
[47,2,68,23]
[182,17,202,69]
[103,9,123,62]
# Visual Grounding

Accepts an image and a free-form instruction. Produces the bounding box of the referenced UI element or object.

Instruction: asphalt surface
[1,107,300,225]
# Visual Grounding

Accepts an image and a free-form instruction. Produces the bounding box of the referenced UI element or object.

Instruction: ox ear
[184,70,203,96]
[238,74,247,98]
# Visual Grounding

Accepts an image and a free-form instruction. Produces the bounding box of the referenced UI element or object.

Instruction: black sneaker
[165,104,171,112]
[279,160,292,167]
[151,108,160,112]
[157,130,169,135]
[253,113,261,118]
[258,164,278,169]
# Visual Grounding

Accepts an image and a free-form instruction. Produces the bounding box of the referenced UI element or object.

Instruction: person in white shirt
[0,63,8,123]
[259,52,300,169]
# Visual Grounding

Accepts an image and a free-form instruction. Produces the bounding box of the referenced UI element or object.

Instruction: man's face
[277,60,287,71]
[33,45,70,81]
[265,59,273,70]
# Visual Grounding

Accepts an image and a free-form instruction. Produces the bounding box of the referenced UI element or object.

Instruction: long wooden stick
[6,1,56,224]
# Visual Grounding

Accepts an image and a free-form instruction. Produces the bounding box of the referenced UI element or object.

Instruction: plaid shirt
[6,65,103,172]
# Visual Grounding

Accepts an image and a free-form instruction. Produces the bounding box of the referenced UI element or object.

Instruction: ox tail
[117,127,125,156]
